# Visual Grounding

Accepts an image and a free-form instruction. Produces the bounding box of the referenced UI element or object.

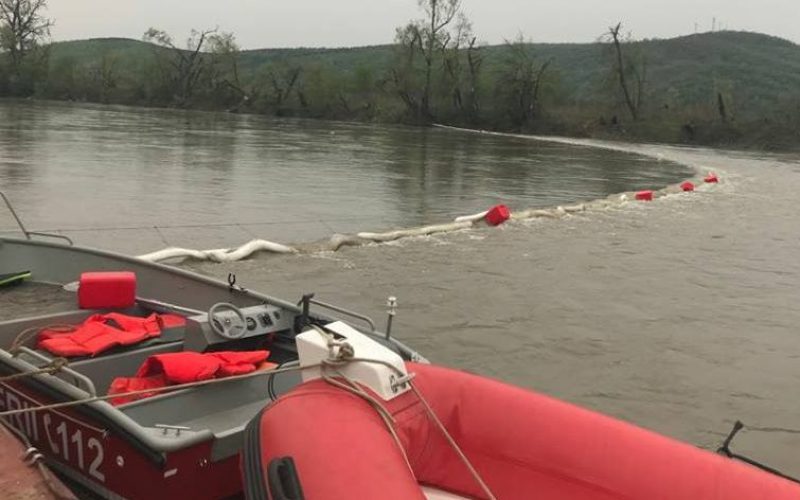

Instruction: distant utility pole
[712,17,716,32]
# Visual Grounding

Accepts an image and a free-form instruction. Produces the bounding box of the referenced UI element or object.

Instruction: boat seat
[64,327,287,399]
[58,342,186,395]
[119,360,302,461]
[18,312,190,395]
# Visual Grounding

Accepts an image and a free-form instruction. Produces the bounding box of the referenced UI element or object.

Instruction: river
[2,101,799,476]
[0,100,690,253]
[185,139,800,475]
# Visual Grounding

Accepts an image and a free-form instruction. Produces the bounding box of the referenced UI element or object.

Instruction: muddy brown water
[0,100,691,254]
[1,101,799,477]
[183,141,800,476]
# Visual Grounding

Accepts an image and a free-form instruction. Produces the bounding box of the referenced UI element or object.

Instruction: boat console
[183,302,295,351]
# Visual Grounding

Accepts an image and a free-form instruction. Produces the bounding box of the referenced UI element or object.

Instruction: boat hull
[1,379,241,499]
[244,362,800,499]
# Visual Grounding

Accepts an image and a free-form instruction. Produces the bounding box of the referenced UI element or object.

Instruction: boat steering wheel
[208,302,248,340]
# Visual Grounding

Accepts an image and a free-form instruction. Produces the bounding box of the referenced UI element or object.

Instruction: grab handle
[267,457,305,500]
[296,296,376,332]
[17,347,97,397]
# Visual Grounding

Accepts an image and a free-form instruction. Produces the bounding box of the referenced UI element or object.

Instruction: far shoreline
[3,97,796,154]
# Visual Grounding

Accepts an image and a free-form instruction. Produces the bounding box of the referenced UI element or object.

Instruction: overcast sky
[48,0,799,49]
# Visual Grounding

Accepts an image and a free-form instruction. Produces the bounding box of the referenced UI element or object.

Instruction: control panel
[183,303,295,351]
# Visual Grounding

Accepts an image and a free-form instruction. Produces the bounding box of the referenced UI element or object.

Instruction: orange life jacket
[37,313,185,358]
[108,350,273,405]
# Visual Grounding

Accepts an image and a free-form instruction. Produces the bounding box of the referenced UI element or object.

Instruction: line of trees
[0,0,650,129]
[0,0,798,148]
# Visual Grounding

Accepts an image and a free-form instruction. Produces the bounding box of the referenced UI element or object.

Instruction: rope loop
[46,357,68,374]
[0,358,71,384]
[10,324,75,356]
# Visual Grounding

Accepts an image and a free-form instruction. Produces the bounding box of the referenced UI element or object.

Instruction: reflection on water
[0,100,692,252]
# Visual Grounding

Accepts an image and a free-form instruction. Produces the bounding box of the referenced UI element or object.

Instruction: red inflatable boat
[243,360,799,500]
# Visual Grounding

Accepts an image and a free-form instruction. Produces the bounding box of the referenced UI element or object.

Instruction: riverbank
[9,95,799,153]
[5,30,788,152]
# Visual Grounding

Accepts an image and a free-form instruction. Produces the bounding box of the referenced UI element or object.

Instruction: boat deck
[1,282,77,320]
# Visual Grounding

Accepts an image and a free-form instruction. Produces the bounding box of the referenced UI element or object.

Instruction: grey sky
[48,1,799,49]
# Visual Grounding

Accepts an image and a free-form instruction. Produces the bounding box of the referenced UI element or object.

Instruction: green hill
[48,31,800,115]
[35,31,800,148]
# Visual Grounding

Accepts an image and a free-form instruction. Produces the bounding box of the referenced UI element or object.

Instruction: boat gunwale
[0,236,425,362]
[0,351,200,467]
[0,236,305,313]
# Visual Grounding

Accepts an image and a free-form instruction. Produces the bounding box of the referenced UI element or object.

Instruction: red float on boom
[484,205,511,226]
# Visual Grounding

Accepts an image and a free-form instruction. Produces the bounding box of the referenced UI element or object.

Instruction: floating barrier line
[133,126,721,263]
[137,239,297,263]
[5,126,716,264]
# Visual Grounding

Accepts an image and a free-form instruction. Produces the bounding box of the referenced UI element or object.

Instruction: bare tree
[0,0,52,78]
[88,51,118,103]
[712,79,735,123]
[394,0,466,121]
[604,23,646,121]
[143,27,216,107]
[498,36,552,129]
[391,25,422,116]
[207,32,252,110]
[436,15,483,124]
[464,37,483,121]
[717,92,728,122]
[260,61,302,112]
[208,32,241,89]
[440,15,473,116]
